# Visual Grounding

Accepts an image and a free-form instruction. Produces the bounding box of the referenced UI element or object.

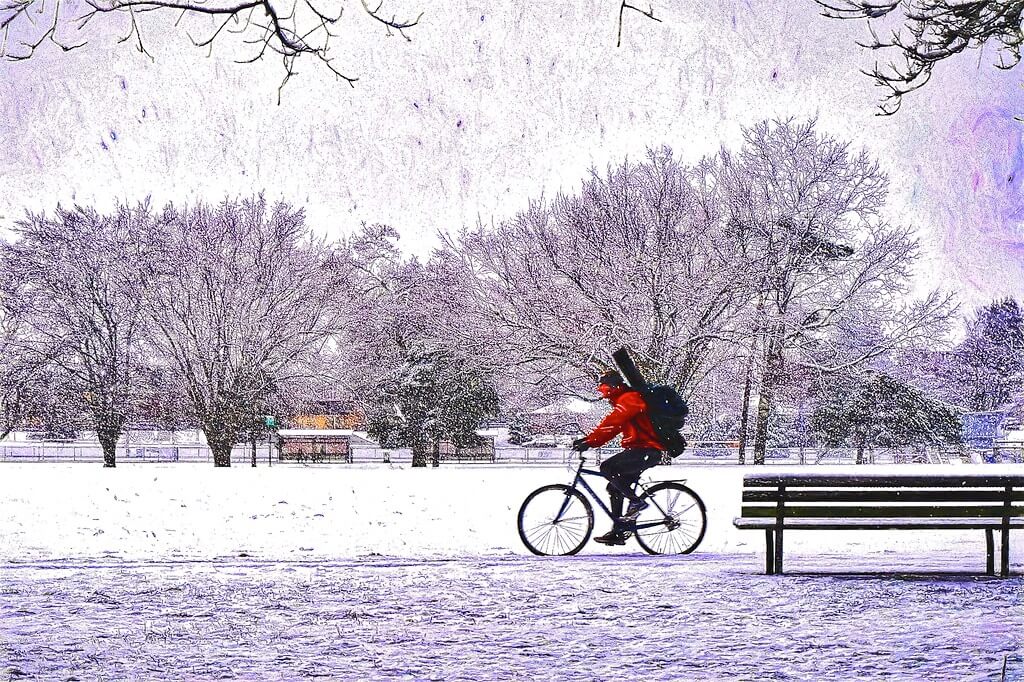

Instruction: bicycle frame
[556,453,678,532]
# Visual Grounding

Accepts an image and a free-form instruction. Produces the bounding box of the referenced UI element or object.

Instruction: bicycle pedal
[593,531,632,546]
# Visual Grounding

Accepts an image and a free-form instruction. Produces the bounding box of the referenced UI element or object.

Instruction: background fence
[1,442,1020,465]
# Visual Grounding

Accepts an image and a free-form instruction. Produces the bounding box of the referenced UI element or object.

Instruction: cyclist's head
[597,370,625,398]
[598,370,624,388]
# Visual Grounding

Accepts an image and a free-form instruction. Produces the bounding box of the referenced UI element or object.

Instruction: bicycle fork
[551,471,586,524]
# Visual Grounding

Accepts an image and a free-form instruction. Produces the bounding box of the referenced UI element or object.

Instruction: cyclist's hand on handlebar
[571,438,591,452]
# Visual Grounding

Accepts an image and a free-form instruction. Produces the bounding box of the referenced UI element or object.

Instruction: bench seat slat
[741,505,1024,518]
[733,517,1024,530]
[743,489,1024,503]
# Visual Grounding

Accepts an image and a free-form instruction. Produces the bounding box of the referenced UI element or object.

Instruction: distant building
[962,411,1005,450]
[962,402,1024,456]
[288,413,363,430]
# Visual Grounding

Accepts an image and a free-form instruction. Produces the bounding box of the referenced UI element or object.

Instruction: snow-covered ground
[2,462,1023,680]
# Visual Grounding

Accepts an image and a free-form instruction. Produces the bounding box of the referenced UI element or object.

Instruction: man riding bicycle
[572,369,666,546]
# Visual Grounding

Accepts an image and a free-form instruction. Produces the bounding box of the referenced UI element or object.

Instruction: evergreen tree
[347,226,500,467]
[945,298,1024,411]
[365,350,499,467]
[811,372,962,463]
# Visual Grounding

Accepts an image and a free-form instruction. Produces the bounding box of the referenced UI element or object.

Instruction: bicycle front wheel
[518,484,594,556]
[633,482,707,555]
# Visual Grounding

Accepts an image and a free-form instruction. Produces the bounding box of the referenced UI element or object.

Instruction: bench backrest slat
[743,489,1024,503]
[741,505,1024,519]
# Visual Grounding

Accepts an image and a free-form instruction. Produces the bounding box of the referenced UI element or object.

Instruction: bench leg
[775,526,784,575]
[1001,526,1010,577]
[765,529,775,574]
[985,529,994,576]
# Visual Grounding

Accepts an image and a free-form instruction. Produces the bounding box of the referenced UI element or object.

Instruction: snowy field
[2,463,1023,680]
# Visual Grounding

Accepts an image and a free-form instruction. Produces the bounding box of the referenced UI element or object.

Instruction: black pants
[599,448,662,521]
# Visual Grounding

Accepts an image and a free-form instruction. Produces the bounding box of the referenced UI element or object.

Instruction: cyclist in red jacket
[572,369,665,546]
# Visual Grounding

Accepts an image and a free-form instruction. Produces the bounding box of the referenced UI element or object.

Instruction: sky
[1,0,1023,309]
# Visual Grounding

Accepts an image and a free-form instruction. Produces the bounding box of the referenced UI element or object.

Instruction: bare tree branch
[2,0,419,98]
[617,0,662,48]
[816,0,1024,114]
[360,0,418,39]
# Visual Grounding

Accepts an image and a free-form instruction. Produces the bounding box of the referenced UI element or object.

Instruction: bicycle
[517,450,708,556]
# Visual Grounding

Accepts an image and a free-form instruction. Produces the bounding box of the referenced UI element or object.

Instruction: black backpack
[642,384,689,457]
[611,347,689,457]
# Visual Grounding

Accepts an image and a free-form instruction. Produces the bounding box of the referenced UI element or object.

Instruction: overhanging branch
[617,1,662,48]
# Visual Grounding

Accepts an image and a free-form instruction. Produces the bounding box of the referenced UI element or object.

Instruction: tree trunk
[752,387,772,466]
[411,441,428,468]
[753,334,782,466]
[94,413,124,468]
[210,440,233,467]
[740,298,766,465]
[98,431,118,468]
[738,356,754,465]
[203,418,240,467]
[431,440,440,468]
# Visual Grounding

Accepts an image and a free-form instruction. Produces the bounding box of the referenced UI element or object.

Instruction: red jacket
[584,387,665,451]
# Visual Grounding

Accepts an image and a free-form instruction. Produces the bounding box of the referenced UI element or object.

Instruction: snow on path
[2,557,1022,680]
[2,463,1024,680]
[2,463,1023,565]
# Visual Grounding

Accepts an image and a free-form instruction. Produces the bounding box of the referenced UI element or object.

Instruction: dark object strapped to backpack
[611,347,689,457]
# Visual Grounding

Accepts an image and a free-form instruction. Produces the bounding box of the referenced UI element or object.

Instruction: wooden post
[1002,485,1012,577]
[765,529,775,574]
[775,485,785,574]
[985,529,995,576]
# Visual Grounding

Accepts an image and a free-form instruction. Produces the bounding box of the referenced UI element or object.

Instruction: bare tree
[720,119,955,462]
[145,195,350,466]
[0,356,89,440]
[0,315,70,439]
[454,147,751,402]
[1,0,421,100]
[816,0,1024,114]
[0,203,155,466]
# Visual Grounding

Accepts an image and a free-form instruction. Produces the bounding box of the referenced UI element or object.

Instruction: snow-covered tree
[0,350,86,440]
[452,125,951,461]
[145,196,350,467]
[942,298,1024,411]
[810,371,963,463]
[345,225,500,467]
[0,204,156,466]
[365,350,499,467]
[720,119,954,463]
[0,314,42,438]
[454,147,750,398]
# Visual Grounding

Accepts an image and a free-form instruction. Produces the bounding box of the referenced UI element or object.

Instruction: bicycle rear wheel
[633,482,707,555]
[518,484,594,556]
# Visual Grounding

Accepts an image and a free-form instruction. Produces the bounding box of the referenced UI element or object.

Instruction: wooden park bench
[734,473,1024,576]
